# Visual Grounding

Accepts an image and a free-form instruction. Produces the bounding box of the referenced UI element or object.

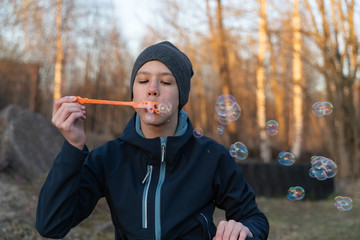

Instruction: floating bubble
[310,155,337,180]
[193,128,204,138]
[313,168,328,180]
[287,186,305,201]
[323,161,337,178]
[215,95,237,114]
[334,196,353,211]
[216,125,225,135]
[309,168,316,178]
[278,152,295,166]
[312,101,333,117]
[215,95,241,125]
[322,101,333,115]
[310,155,321,164]
[217,115,232,125]
[312,102,326,117]
[229,142,248,160]
[228,103,241,122]
[265,120,279,136]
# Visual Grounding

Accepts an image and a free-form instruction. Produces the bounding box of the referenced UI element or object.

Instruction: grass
[0,177,359,240]
[215,193,360,240]
[257,194,360,239]
[56,192,360,240]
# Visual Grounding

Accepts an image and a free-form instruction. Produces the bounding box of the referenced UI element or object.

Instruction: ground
[0,173,359,240]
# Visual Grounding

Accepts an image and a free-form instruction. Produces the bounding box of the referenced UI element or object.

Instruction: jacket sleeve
[213,153,269,240]
[36,140,105,238]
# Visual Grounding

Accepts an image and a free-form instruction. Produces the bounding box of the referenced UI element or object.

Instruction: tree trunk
[256,0,270,162]
[215,0,238,144]
[291,0,304,158]
[53,0,63,102]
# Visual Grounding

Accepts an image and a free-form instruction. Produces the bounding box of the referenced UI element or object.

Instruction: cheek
[132,84,143,100]
[171,90,180,109]
[173,92,179,105]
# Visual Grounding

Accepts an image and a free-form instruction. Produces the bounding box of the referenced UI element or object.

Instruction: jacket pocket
[195,212,215,240]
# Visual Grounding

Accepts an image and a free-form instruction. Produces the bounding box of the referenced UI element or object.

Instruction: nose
[147,81,159,97]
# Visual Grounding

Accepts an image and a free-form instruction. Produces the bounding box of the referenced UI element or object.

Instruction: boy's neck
[140,116,178,139]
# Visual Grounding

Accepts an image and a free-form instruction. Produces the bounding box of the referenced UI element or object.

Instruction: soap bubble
[312,102,326,117]
[278,152,295,166]
[309,168,316,178]
[193,128,204,138]
[287,186,305,201]
[229,142,248,160]
[309,156,337,180]
[217,115,232,125]
[265,120,279,136]
[215,95,241,125]
[312,101,333,117]
[158,101,172,117]
[322,101,333,115]
[228,103,241,121]
[310,155,321,164]
[216,125,225,135]
[334,196,353,211]
[215,94,237,114]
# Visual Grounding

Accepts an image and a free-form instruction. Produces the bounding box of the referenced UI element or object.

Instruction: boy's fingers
[214,221,226,239]
[52,103,85,127]
[53,96,77,117]
[61,112,85,130]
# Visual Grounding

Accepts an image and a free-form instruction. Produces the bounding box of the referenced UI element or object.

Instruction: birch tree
[53,0,63,101]
[256,0,271,162]
[291,0,304,158]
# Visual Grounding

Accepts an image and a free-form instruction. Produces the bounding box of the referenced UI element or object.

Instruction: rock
[0,105,63,183]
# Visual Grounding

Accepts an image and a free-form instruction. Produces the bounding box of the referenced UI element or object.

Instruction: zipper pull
[142,171,150,184]
[142,166,152,184]
[160,137,167,163]
[161,145,165,163]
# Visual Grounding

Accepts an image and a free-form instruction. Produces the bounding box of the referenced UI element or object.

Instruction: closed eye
[138,80,149,84]
[161,81,171,85]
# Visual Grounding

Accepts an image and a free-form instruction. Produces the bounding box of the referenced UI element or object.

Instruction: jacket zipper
[155,138,167,240]
[142,165,153,228]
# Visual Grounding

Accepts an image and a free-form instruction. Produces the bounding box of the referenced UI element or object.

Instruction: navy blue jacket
[36,112,269,239]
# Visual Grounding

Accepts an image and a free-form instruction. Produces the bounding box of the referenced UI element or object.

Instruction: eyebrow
[136,71,174,77]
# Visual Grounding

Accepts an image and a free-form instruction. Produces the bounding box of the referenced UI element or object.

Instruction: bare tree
[53,0,63,102]
[291,0,304,158]
[205,0,238,144]
[303,0,360,178]
[256,0,271,162]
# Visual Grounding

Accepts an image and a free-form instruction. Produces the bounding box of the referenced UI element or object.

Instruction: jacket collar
[118,111,194,166]
[135,110,189,137]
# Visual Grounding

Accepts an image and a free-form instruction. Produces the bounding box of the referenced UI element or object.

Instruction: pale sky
[114,0,160,55]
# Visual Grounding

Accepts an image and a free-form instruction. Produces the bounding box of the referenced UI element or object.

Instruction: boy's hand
[52,96,86,150]
[213,220,253,240]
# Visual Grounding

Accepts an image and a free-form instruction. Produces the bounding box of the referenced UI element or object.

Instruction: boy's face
[132,60,179,126]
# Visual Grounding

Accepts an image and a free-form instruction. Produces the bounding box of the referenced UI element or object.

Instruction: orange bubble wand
[75,96,169,114]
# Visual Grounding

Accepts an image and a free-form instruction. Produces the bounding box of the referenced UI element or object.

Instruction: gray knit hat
[130,41,194,110]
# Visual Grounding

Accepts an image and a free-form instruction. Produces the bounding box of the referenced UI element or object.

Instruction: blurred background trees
[0,0,359,179]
